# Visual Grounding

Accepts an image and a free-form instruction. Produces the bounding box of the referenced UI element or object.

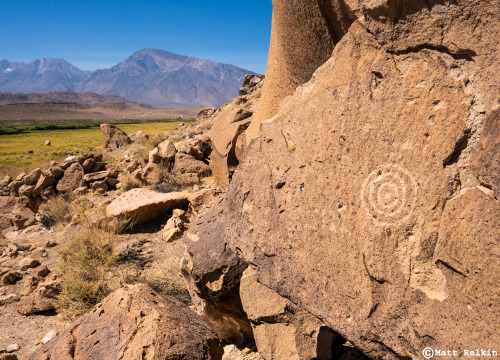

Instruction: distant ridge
[0,49,256,108]
[0,92,153,109]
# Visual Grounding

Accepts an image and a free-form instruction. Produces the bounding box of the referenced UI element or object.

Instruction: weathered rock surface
[17,277,61,315]
[180,196,253,346]
[129,130,148,142]
[174,152,211,177]
[240,268,329,360]
[200,2,499,358]
[100,124,132,150]
[106,188,189,225]
[56,163,85,192]
[149,139,176,165]
[0,196,16,228]
[28,284,223,360]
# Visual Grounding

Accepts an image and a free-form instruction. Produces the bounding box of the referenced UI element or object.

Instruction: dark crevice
[436,259,468,277]
[389,44,477,61]
[443,130,471,167]
[317,0,357,45]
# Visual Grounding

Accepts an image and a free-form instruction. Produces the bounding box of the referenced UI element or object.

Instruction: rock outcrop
[28,284,224,360]
[206,75,264,187]
[186,1,500,359]
[180,196,253,346]
[100,124,132,150]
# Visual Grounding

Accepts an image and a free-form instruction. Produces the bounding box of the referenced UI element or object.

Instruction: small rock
[37,266,50,278]
[2,271,22,285]
[45,240,57,248]
[0,294,20,306]
[19,257,40,271]
[179,122,185,127]
[41,330,58,344]
[6,344,19,353]
[30,247,46,259]
[45,140,51,146]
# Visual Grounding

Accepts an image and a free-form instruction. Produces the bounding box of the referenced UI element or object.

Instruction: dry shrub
[56,199,119,320]
[121,174,142,192]
[39,194,73,227]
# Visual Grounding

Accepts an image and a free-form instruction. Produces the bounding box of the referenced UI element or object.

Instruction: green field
[0,119,192,171]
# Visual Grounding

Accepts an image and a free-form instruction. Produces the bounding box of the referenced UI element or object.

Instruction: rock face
[28,284,223,360]
[106,188,189,225]
[100,124,132,150]
[180,197,253,346]
[190,1,500,359]
[56,163,85,192]
[206,75,264,187]
[246,0,354,141]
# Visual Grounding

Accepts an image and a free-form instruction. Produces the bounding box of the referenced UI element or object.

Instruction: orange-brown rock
[28,284,223,360]
[0,196,16,228]
[106,188,189,225]
[246,0,355,142]
[180,196,253,346]
[56,163,86,192]
[214,2,500,358]
[100,124,131,150]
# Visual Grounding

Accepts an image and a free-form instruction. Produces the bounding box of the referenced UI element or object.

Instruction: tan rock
[174,152,211,177]
[27,284,223,360]
[162,209,189,242]
[100,124,131,150]
[106,188,189,225]
[149,139,176,165]
[90,180,108,192]
[2,271,22,285]
[56,163,86,192]
[180,196,253,345]
[188,188,217,214]
[129,130,149,142]
[32,170,55,197]
[0,196,16,228]
[0,293,20,306]
[17,277,61,315]
[19,257,40,271]
[49,166,64,179]
[23,168,41,186]
[81,158,96,172]
[222,5,500,358]
[83,170,110,182]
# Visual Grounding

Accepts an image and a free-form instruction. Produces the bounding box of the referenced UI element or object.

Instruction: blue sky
[0,0,272,74]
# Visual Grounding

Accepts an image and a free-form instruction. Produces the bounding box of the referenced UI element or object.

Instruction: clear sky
[0,0,273,74]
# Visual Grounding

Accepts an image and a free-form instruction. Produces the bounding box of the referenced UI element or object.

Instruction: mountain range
[0,49,256,108]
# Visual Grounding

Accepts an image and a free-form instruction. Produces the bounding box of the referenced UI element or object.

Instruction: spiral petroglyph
[361,164,418,225]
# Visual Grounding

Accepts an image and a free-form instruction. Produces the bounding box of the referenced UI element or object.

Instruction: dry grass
[56,198,119,320]
[38,194,73,227]
[0,120,193,173]
[121,174,142,192]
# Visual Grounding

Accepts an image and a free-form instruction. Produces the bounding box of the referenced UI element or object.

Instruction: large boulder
[100,124,132,150]
[149,139,176,165]
[28,284,223,360]
[56,163,86,192]
[106,188,189,225]
[245,0,355,142]
[204,2,499,359]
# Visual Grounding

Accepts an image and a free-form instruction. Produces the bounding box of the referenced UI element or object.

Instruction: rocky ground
[0,1,498,358]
